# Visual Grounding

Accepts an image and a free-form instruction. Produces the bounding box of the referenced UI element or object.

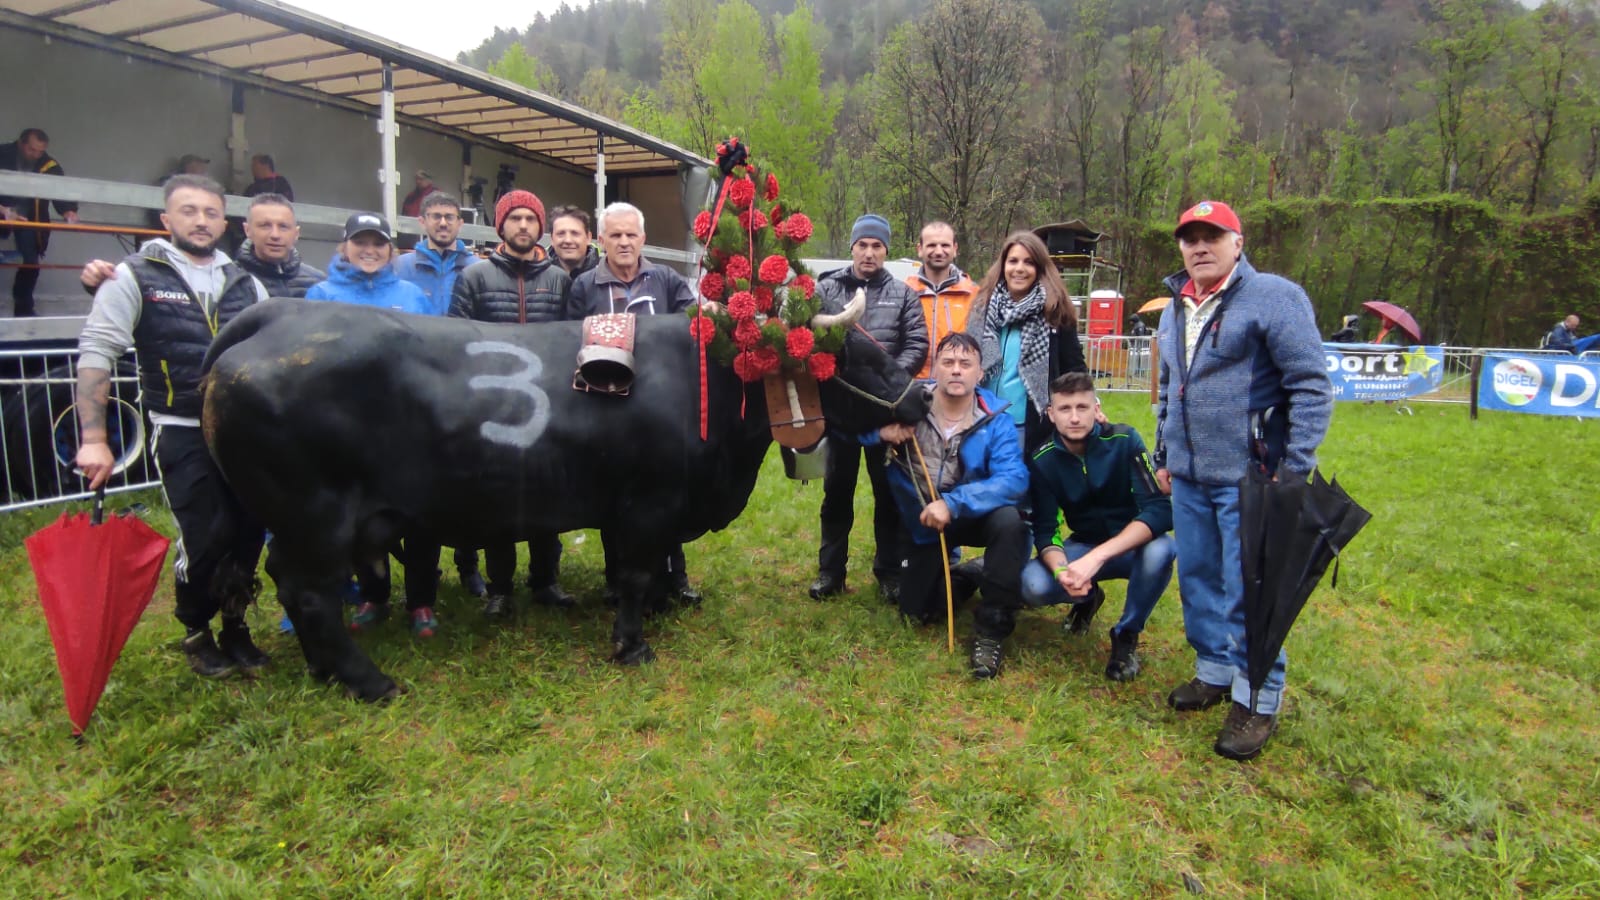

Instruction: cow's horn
[811,287,866,330]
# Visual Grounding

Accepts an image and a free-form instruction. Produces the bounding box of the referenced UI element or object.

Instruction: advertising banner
[1323,344,1444,402]
[1478,353,1600,419]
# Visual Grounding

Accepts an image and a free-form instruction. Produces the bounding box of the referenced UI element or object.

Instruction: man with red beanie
[439,187,578,621]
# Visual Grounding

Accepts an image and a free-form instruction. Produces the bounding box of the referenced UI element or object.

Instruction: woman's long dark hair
[970,231,1077,332]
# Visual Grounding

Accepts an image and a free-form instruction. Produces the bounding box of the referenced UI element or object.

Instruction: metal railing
[0,346,157,513]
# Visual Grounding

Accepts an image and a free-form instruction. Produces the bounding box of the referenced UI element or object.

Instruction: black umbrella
[1238,468,1373,712]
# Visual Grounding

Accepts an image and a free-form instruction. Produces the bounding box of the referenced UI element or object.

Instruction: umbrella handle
[91,485,106,526]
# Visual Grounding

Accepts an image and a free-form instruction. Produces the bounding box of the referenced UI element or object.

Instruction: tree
[488,43,558,94]
[1421,0,1504,193]
[1510,3,1594,212]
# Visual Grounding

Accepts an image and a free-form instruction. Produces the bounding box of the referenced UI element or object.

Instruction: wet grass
[1,396,1596,897]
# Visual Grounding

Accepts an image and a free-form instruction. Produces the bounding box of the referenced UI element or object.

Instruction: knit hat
[495,189,545,234]
[1174,201,1242,238]
[850,213,891,248]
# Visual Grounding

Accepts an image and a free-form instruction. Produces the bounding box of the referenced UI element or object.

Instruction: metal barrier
[0,347,158,513]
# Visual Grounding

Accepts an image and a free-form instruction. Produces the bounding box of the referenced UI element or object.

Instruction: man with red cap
[439,188,578,622]
[1152,200,1332,761]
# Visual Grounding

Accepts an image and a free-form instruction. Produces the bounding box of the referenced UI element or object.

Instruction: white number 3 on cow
[464,341,552,449]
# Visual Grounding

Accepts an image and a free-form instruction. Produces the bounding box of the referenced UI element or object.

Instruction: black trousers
[12,228,41,315]
[484,533,564,596]
[818,437,901,584]
[899,506,1028,639]
[152,424,265,631]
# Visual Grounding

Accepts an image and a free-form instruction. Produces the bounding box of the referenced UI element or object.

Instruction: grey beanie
[850,213,891,248]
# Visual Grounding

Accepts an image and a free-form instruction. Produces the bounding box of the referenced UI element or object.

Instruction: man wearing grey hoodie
[75,174,271,681]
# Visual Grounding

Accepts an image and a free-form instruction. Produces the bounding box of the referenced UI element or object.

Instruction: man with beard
[447,189,578,618]
[82,193,324,299]
[547,204,599,278]
[74,174,271,679]
[905,221,978,378]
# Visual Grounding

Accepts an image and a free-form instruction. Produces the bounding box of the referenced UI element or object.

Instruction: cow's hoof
[611,640,656,666]
[344,677,405,704]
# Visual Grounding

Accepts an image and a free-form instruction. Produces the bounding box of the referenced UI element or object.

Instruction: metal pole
[594,132,607,225]
[379,62,398,223]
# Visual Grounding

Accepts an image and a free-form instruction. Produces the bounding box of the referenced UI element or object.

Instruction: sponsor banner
[1478,353,1600,418]
[1323,343,1444,401]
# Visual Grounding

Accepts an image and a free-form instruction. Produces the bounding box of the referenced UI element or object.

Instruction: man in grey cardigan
[1153,200,1333,761]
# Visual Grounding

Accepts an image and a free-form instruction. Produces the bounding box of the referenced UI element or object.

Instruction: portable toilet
[1087,289,1125,337]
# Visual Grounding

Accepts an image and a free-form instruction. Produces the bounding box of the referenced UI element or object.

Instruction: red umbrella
[1361,300,1422,343]
[25,490,170,737]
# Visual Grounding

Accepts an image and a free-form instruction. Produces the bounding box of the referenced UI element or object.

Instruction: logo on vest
[147,290,190,303]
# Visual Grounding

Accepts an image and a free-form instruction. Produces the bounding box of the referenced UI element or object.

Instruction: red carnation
[769,204,783,224]
[780,212,814,244]
[753,345,782,377]
[734,318,763,350]
[765,173,780,202]
[738,208,769,232]
[724,254,752,282]
[699,271,726,302]
[689,315,717,342]
[786,326,815,359]
[728,176,756,210]
[807,351,837,381]
[753,286,774,312]
[733,350,760,382]
[758,254,790,285]
[727,290,757,321]
[793,274,816,299]
[693,210,714,244]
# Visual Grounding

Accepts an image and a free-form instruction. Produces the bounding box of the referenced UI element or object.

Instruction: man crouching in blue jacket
[864,332,1029,678]
[1022,371,1175,682]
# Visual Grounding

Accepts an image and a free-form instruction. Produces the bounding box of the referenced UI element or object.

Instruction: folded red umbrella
[25,490,170,737]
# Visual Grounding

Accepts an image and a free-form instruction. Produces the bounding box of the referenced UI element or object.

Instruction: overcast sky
[284,0,576,60]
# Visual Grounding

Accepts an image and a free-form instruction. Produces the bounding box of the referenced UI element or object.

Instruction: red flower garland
[807,352,836,381]
[758,254,790,285]
[693,210,714,243]
[727,290,757,321]
[793,274,816,300]
[732,351,760,381]
[753,286,774,312]
[699,272,726,302]
[779,213,814,244]
[728,177,756,210]
[752,345,781,376]
[764,173,780,202]
[689,315,717,342]
[724,255,752,283]
[738,208,769,232]
[785,326,815,359]
[734,319,762,350]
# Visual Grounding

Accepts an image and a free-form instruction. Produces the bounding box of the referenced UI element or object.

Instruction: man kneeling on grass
[1023,372,1175,681]
[863,332,1030,678]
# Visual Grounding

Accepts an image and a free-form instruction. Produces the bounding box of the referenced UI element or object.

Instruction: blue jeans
[1020,535,1177,637]
[1170,476,1285,714]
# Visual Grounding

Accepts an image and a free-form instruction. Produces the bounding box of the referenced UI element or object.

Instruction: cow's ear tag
[764,370,825,449]
[574,313,636,396]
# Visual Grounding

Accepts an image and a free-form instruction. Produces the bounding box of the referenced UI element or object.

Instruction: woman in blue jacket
[305,212,430,315]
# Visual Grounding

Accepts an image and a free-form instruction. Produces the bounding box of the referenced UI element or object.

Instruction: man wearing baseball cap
[447,187,579,619]
[1152,200,1332,761]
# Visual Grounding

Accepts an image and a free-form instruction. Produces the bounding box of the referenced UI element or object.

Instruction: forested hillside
[459,0,1600,345]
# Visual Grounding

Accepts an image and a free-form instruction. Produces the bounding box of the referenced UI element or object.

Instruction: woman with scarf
[968,231,1087,451]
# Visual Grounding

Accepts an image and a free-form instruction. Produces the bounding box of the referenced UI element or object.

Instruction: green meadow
[2,395,1596,898]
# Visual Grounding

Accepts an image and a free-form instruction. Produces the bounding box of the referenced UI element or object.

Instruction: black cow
[200,296,927,700]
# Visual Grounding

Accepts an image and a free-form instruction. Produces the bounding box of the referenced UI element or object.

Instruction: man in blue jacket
[394,191,474,317]
[1154,200,1333,760]
[1023,372,1175,682]
[866,332,1029,679]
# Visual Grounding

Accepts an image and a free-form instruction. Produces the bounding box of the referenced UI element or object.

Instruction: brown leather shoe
[1214,701,1278,761]
[1167,677,1229,711]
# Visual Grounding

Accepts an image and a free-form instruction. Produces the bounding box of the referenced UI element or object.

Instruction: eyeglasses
[424,213,460,223]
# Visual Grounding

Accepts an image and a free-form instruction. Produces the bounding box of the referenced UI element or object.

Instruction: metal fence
[1,347,157,513]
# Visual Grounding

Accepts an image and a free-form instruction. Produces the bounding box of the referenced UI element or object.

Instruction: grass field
[2,395,1597,897]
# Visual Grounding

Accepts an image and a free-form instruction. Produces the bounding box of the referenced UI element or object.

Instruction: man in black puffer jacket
[80,193,324,299]
[809,213,928,604]
[447,189,576,618]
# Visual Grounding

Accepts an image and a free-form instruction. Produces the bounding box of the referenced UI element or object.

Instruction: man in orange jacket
[905,221,979,378]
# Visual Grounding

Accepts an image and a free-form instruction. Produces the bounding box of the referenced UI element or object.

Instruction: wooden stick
[909,436,955,654]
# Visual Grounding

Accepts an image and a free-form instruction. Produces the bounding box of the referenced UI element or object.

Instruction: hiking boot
[808,573,845,600]
[1167,677,1230,712]
[1105,628,1140,682]
[410,606,439,639]
[1214,701,1278,761]
[181,629,238,679]
[458,568,488,599]
[1064,584,1106,635]
[530,585,578,608]
[218,618,270,672]
[482,593,512,619]
[970,636,1005,680]
[349,601,390,633]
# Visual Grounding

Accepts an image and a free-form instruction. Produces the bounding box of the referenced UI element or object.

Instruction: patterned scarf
[978,282,1051,414]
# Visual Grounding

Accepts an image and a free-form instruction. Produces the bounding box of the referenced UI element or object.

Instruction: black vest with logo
[126,248,258,417]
